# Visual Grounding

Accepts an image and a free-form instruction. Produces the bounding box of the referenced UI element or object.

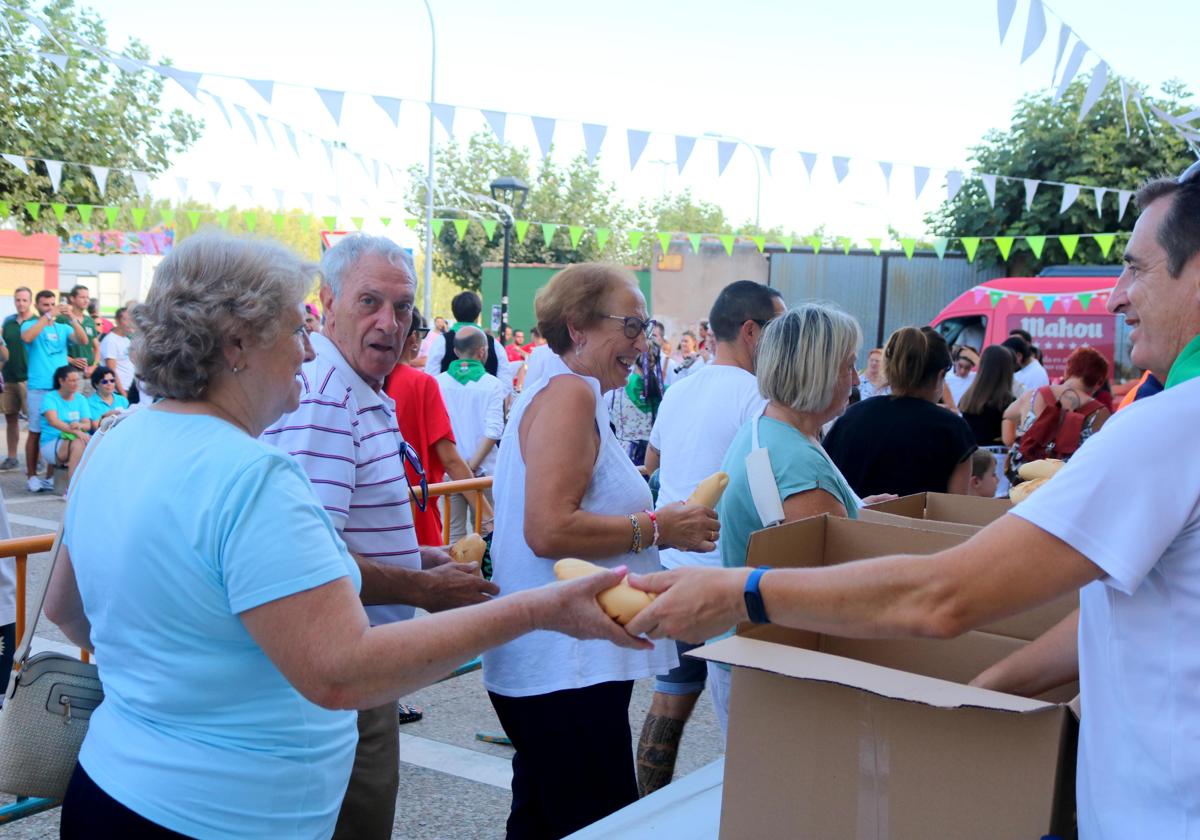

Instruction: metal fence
[767,249,996,361]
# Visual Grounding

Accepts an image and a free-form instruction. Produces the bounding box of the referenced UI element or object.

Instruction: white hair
[756,303,862,413]
[319,234,415,298]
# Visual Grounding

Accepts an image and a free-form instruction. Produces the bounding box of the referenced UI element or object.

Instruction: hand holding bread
[687,471,729,508]
[449,533,487,577]
[554,558,656,625]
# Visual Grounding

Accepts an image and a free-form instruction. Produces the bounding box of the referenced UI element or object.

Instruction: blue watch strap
[744,566,771,624]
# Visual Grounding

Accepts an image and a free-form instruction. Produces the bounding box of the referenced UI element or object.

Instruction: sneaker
[38,478,55,492]
[0,457,17,470]
[27,476,43,493]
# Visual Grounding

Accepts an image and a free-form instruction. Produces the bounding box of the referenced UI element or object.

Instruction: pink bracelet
[643,509,660,547]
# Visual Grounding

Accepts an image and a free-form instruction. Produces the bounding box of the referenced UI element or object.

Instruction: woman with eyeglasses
[87,364,130,428]
[39,364,92,489]
[824,326,977,496]
[482,263,719,839]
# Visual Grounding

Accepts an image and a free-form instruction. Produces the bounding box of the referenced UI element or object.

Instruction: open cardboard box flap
[863,491,1012,527]
[693,635,1054,713]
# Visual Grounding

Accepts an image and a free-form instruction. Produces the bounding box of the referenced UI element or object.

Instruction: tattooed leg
[636,691,701,796]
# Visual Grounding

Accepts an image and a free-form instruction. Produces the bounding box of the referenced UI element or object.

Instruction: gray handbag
[0,417,120,799]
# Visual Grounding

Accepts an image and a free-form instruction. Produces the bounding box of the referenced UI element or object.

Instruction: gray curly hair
[132,233,315,400]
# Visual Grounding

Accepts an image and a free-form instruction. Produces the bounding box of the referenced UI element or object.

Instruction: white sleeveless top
[482,353,677,697]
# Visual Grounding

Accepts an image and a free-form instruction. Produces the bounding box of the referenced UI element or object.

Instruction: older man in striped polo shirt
[263,234,498,840]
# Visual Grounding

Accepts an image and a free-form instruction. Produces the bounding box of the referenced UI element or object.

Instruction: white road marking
[398,732,513,789]
[7,512,60,531]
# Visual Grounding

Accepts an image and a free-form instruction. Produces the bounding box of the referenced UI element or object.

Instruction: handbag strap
[12,412,128,666]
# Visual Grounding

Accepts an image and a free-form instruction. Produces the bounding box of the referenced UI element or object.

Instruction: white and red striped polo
[262,332,420,625]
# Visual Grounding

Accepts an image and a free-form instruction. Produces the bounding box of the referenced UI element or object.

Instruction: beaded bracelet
[643,509,660,547]
[628,513,643,554]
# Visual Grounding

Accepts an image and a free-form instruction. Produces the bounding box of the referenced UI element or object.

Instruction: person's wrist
[733,567,754,623]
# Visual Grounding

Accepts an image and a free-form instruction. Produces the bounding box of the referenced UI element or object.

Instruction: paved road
[0,448,725,838]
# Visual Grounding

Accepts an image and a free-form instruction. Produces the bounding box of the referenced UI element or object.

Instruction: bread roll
[1018,459,1065,481]
[687,471,729,509]
[553,558,655,625]
[450,533,487,576]
[1009,477,1048,503]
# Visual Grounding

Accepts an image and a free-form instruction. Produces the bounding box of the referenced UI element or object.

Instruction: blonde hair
[535,263,639,354]
[756,303,861,413]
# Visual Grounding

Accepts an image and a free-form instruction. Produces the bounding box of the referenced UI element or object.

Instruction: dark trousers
[61,763,190,838]
[489,681,638,840]
[0,623,14,696]
[331,702,399,840]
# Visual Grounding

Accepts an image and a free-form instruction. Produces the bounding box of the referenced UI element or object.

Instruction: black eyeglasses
[604,314,658,340]
[99,377,116,384]
[412,327,431,339]
[1179,160,1200,184]
[401,442,428,512]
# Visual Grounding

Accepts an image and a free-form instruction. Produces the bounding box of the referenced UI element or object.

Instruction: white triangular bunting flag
[283,124,300,156]
[1093,187,1107,216]
[90,165,109,196]
[110,55,142,74]
[257,114,276,147]
[302,192,314,210]
[1079,61,1108,121]
[43,159,63,192]
[234,104,258,141]
[627,129,650,170]
[1060,183,1081,214]
[430,103,455,136]
[582,123,607,164]
[1051,24,1070,84]
[800,152,818,179]
[245,78,274,105]
[174,176,188,197]
[675,136,696,173]
[1024,178,1039,210]
[2,154,29,175]
[1054,40,1088,103]
[321,140,335,168]
[1118,189,1134,221]
[914,165,930,198]
[946,170,963,200]
[481,109,506,144]
[997,0,1017,42]
[878,160,893,190]
[372,160,380,187]
[1020,0,1046,63]
[37,52,68,71]
[980,173,997,206]
[717,141,737,176]
[372,96,401,127]
[757,146,774,175]
[1119,78,1132,137]
[832,155,850,183]
[328,194,341,209]
[273,188,285,208]
[131,171,150,200]
[207,92,232,128]
[153,64,202,99]
[315,88,345,125]
[531,116,556,159]
[241,184,255,201]
[210,181,223,202]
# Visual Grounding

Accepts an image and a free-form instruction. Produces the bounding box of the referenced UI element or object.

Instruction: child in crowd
[968,448,999,497]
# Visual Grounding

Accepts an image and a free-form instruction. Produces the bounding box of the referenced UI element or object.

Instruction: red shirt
[505,343,526,363]
[384,363,455,547]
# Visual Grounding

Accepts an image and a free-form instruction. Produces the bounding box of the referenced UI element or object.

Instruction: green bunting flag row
[0,201,1123,262]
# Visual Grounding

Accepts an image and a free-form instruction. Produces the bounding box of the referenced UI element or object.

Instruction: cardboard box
[693,515,1078,839]
[859,491,1013,534]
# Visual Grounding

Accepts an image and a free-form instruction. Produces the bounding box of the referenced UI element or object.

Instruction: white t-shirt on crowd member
[435,370,505,476]
[649,363,765,570]
[945,370,976,405]
[1010,375,1200,838]
[99,332,135,390]
[664,354,706,387]
[1013,357,1050,395]
[0,494,13,627]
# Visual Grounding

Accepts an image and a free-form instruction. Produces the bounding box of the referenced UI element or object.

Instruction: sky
[78,0,1200,244]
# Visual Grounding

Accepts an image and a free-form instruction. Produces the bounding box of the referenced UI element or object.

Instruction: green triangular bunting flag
[217,211,231,229]
[378,216,391,227]
[104,206,119,227]
[569,225,584,249]
[273,213,286,232]
[24,202,40,220]
[867,237,882,256]
[657,232,673,254]
[1025,235,1046,259]
[541,223,557,246]
[687,233,702,253]
[299,215,311,232]
[628,230,644,251]
[514,220,529,243]
[405,218,419,231]
[323,215,337,231]
[901,238,916,259]
[838,236,853,255]
[932,237,948,259]
[76,204,94,225]
[131,208,147,229]
[719,234,735,256]
[159,208,175,225]
[1094,233,1115,258]
[960,237,980,262]
[989,290,1004,307]
[1078,293,1094,310]
[0,201,9,218]
[481,219,498,241]
[431,219,444,236]
[50,202,67,223]
[186,210,201,230]
[243,211,258,232]
[994,236,1014,260]
[780,236,794,252]
[351,216,364,231]
[806,235,822,254]
[453,219,469,241]
[595,227,611,250]
[751,236,765,253]
[1059,234,1079,259]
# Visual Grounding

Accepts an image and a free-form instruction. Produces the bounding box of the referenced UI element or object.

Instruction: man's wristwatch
[743,567,771,624]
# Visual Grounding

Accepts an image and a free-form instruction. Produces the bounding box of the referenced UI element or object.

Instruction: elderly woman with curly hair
[44,234,648,839]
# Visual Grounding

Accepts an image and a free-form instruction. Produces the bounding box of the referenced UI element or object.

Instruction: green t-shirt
[2,314,28,382]
[60,313,98,365]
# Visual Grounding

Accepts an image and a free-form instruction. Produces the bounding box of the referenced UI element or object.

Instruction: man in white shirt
[262,235,498,840]
[424,291,516,395]
[627,168,1200,836]
[635,280,784,795]
[100,307,137,403]
[1004,333,1050,395]
[435,326,505,542]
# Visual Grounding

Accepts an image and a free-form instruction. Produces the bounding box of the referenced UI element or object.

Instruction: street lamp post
[704,131,763,229]
[421,0,437,319]
[489,175,530,339]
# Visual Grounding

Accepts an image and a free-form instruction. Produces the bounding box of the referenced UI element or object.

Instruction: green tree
[926,78,1193,274]
[0,0,202,236]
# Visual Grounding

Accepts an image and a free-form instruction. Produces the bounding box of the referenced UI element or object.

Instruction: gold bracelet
[628,513,643,553]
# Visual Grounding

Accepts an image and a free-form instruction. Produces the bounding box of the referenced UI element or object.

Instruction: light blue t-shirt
[87,391,129,421]
[20,317,72,390]
[39,390,89,442]
[64,410,361,839]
